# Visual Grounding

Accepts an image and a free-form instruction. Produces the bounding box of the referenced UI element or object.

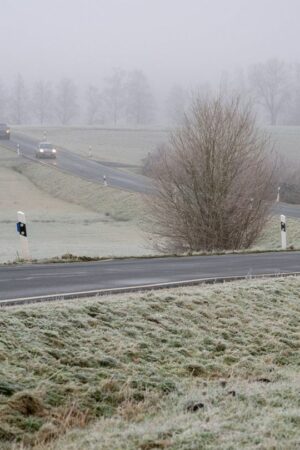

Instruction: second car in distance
[36,142,57,159]
[0,123,10,139]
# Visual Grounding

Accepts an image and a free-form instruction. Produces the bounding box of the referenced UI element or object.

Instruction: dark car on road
[35,142,57,159]
[0,123,10,139]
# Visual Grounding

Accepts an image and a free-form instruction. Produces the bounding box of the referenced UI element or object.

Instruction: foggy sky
[1,0,300,91]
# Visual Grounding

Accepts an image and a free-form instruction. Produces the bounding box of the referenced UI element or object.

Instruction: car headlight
[6,129,10,133]
[52,149,56,153]
[40,149,44,153]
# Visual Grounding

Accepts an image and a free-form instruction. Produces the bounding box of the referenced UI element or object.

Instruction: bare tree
[32,80,53,125]
[10,74,28,124]
[249,59,290,125]
[86,85,102,125]
[146,93,277,253]
[126,70,155,125]
[102,68,126,125]
[286,63,300,125]
[55,78,78,125]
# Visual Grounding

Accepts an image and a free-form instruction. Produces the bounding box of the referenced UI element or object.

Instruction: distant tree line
[0,68,156,126]
[167,59,300,127]
[225,58,300,127]
[1,59,300,127]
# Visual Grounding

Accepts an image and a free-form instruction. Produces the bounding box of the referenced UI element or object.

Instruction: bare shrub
[145,93,277,252]
[142,145,167,177]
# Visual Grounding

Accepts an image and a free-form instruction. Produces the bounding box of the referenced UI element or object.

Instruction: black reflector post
[280,214,287,250]
[17,221,27,237]
[16,211,31,260]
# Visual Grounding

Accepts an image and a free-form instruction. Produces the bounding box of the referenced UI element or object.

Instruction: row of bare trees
[0,69,155,126]
[166,59,300,126]
[0,75,78,125]
[87,69,155,126]
[1,58,299,127]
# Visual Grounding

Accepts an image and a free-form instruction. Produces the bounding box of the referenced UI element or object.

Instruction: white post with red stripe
[276,186,280,202]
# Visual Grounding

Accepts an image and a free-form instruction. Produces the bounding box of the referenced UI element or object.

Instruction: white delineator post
[103,175,107,186]
[17,144,20,156]
[280,214,287,250]
[17,211,31,260]
[277,186,281,202]
[88,146,92,158]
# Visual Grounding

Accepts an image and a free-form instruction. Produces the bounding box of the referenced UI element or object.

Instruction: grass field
[255,215,300,250]
[267,126,300,164]
[16,126,170,167]
[0,146,151,262]
[16,125,300,171]
[1,129,300,449]
[1,136,300,263]
[0,276,299,449]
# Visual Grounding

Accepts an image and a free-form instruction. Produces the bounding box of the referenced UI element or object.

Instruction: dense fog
[1,0,300,125]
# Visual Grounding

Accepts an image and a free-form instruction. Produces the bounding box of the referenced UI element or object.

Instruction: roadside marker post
[277,186,280,202]
[16,211,31,260]
[88,146,92,158]
[17,144,20,156]
[280,214,287,250]
[103,175,107,186]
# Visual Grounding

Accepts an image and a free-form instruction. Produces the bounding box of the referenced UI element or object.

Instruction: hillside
[15,127,170,167]
[0,145,150,262]
[17,125,300,169]
[0,277,299,449]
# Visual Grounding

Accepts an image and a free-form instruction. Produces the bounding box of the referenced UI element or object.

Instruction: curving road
[272,202,300,219]
[1,252,300,305]
[3,132,300,218]
[5,132,153,194]
[2,132,300,305]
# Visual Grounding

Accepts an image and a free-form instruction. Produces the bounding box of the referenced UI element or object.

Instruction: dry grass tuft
[8,392,45,416]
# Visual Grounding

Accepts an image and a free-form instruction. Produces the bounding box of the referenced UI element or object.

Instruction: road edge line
[1,271,300,307]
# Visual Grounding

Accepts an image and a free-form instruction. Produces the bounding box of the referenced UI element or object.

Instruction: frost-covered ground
[17,125,300,168]
[1,143,300,263]
[15,126,170,166]
[1,277,299,449]
[0,147,152,262]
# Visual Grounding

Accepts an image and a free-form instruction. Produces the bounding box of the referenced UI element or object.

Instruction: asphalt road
[4,132,300,217]
[272,202,300,219]
[6,133,153,193]
[2,133,300,304]
[1,252,300,304]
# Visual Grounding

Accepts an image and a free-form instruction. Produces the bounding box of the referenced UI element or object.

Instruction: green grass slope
[0,277,299,449]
